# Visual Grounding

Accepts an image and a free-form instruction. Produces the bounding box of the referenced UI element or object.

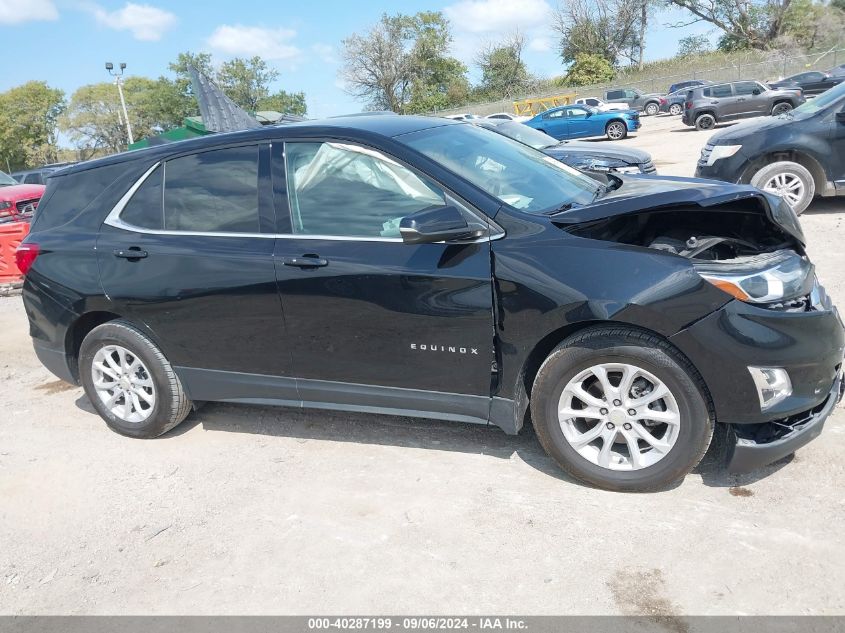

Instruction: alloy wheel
[762,171,805,208]
[669,104,682,115]
[607,123,625,140]
[772,103,792,116]
[557,363,681,471]
[91,345,156,423]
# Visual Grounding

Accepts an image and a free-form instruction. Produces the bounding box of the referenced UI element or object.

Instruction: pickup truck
[604,88,664,116]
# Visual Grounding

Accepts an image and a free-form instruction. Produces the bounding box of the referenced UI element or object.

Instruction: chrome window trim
[104,154,504,244]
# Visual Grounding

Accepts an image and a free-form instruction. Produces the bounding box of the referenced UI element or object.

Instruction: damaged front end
[555,187,845,472]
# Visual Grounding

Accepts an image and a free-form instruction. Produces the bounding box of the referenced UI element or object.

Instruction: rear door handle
[283,255,328,268]
[113,247,148,259]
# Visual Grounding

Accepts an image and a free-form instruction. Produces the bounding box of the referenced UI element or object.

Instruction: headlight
[694,249,814,303]
[705,144,742,166]
[0,201,11,210]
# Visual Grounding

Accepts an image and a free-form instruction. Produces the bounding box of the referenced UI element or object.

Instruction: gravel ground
[1,114,844,616]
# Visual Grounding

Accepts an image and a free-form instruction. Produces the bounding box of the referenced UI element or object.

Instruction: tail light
[659,98,667,105]
[15,243,40,276]
[685,101,693,109]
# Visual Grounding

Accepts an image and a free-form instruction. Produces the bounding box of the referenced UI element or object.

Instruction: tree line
[2,0,843,171]
[0,52,306,172]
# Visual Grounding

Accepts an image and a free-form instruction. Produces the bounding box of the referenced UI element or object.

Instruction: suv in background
[667,79,711,94]
[11,163,74,185]
[682,81,804,130]
[603,88,664,116]
[695,80,845,214]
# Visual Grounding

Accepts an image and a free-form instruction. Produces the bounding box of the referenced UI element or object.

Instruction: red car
[0,171,44,224]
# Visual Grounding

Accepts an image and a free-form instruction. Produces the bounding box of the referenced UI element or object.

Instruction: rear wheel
[695,113,716,130]
[644,102,659,116]
[669,103,682,116]
[772,101,793,116]
[750,160,815,214]
[80,320,192,438]
[530,327,713,491]
[606,121,627,140]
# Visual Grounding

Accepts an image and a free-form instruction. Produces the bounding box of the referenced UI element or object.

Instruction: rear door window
[711,84,733,98]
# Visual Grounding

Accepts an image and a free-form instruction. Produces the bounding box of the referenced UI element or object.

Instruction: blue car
[524,104,640,141]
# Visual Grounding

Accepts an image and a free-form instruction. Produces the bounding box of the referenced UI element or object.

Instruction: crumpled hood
[546,141,651,165]
[552,175,763,224]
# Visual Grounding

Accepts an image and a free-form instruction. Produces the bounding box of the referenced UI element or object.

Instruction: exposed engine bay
[563,203,802,261]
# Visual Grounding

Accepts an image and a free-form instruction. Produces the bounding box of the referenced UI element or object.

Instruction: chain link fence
[434,47,845,117]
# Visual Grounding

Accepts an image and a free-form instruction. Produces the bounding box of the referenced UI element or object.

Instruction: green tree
[340,11,468,113]
[475,32,534,99]
[558,54,615,87]
[0,81,65,171]
[257,90,308,115]
[676,34,712,57]
[668,0,793,50]
[551,0,643,66]
[217,56,279,111]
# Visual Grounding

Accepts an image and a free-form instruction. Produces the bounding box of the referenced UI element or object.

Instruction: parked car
[0,170,45,224]
[830,64,845,77]
[667,79,712,94]
[18,115,844,491]
[11,162,74,185]
[695,80,845,214]
[682,81,805,130]
[768,71,843,96]
[659,90,687,116]
[603,88,664,115]
[574,97,631,112]
[475,119,656,174]
[525,104,641,141]
[485,112,529,122]
[443,113,480,121]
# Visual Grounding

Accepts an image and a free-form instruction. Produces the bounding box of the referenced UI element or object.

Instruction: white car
[485,112,529,122]
[574,97,631,112]
[443,113,481,121]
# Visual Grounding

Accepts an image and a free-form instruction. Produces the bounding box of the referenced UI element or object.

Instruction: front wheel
[530,327,713,491]
[644,102,659,116]
[80,320,193,438]
[606,121,627,140]
[750,160,815,214]
[669,103,683,116]
[772,102,793,116]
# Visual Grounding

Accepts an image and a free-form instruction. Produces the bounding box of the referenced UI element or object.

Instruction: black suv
[683,81,805,130]
[17,116,844,491]
[695,81,845,214]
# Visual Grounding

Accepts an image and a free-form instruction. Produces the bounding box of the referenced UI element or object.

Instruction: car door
[707,84,738,119]
[97,142,295,396]
[831,103,845,188]
[541,108,569,138]
[801,72,827,95]
[273,140,496,418]
[624,90,642,109]
[564,106,593,138]
[733,81,766,117]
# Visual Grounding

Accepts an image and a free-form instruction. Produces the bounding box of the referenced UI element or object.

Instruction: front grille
[640,160,657,174]
[15,199,38,217]
[698,143,714,166]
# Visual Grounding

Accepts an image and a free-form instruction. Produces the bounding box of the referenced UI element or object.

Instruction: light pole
[105,62,134,145]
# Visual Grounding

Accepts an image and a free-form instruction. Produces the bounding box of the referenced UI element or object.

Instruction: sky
[0,0,714,119]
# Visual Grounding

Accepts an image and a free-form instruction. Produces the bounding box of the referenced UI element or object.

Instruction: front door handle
[283,255,329,268]
[113,247,148,259]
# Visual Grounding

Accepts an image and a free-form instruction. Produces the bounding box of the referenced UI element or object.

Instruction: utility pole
[105,62,134,146]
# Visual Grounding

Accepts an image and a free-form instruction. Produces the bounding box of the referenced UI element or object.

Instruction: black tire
[606,121,628,140]
[772,101,793,116]
[694,113,716,130]
[530,326,714,492]
[644,102,659,116]
[669,103,682,116]
[750,160,815,215]
[79,320,192,438]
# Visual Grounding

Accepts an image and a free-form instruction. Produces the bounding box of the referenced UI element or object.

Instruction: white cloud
[90,3,176,41]
[528,36,553,52]
[0,0,58,24]
[444,0,551,34]
[312,43,336,65]
[207,24,301,61]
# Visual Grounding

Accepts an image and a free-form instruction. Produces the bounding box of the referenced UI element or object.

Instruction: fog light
[748,367,792,410]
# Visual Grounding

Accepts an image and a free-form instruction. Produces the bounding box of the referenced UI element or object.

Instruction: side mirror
[400,205,480,245]
[752,88,761,95]
[585,109,593,117]
[836,111,845,124]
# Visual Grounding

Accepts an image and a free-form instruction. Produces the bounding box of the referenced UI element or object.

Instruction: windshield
[483,121,558,150]
[402,123,600,213]
[790,81,845,118]
[0,171,16,186]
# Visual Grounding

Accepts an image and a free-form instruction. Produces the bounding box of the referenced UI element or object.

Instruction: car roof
[58,115,457,176]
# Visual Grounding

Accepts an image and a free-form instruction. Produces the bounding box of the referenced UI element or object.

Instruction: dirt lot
[1,115,845,616]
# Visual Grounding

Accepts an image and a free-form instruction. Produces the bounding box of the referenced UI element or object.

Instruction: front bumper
[726,372,843,473]
[626,119,641,131]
